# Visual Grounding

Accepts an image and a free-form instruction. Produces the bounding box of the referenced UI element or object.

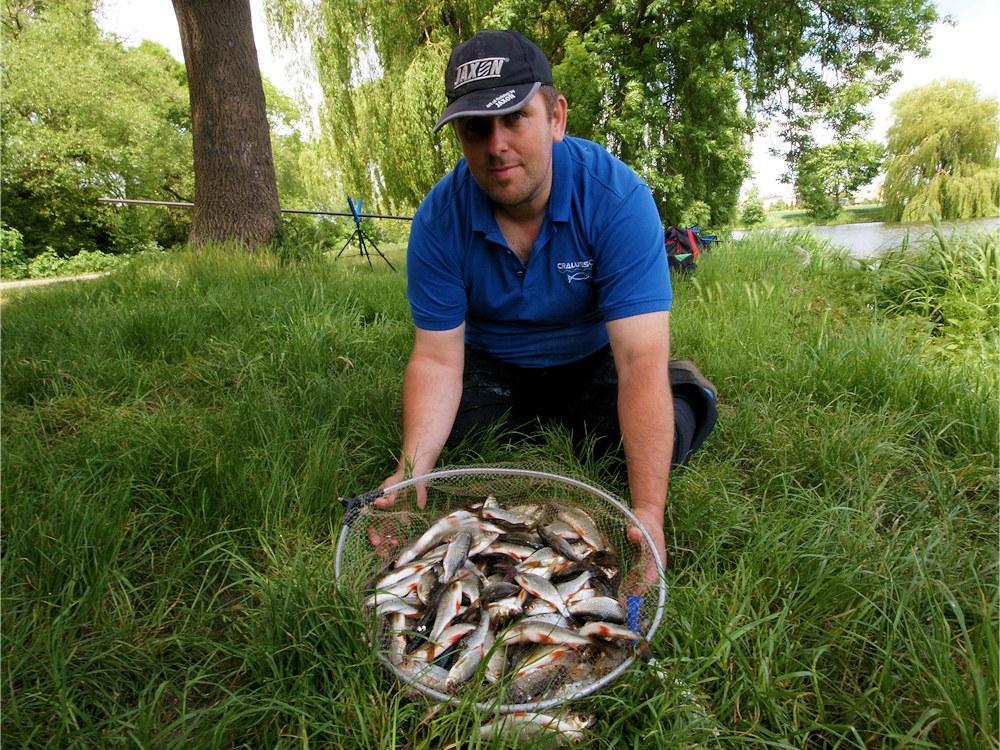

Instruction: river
[731,216,1000,259]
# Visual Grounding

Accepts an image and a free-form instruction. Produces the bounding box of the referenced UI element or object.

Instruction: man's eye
[503,112,525,125]
[462,119,492,139]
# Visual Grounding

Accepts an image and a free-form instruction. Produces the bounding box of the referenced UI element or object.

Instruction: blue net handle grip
[626,594,643,631]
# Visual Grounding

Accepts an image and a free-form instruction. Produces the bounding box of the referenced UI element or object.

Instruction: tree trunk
[172,0,280,249]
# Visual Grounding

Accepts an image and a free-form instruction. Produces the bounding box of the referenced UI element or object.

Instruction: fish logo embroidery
[557,260,593,283]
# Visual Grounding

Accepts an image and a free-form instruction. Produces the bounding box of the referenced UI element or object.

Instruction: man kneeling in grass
[378,30,718,581]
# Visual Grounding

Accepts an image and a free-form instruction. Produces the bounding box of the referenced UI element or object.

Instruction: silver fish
[497,620,591,647]
[439,530,473,583]
[478,711,592,746]
[484,631,506,683]
[580,621,652,661]
[445,608,491,690]
[516,547,565,575]
[394,510,479,568]
[387,612,409,665]
[539,523,584,562]
[578,621,644,641]
[487,591,526,623]
[416,567,439,605]
[514,571,572,618]
[565,587,596,605]
[558,508,606,551]
[375,560,434,590]
[519,613,572,629]
[469,530,501,557]
[568,595,626,623]
[513,644,578,679]
[481,504,537,529]
[523,597,558,616]
[366,590,418,610]
[430,622,477,660]
[428,580,464,641]
[455,565,482,607]
[396,660,450,693]
[483,541,538,561]
[555,570,594,600]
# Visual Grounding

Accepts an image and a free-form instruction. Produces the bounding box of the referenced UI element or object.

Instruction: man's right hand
[375,467,430,509]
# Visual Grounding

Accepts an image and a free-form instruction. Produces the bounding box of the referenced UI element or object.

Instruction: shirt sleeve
[406,210,468,331]
[591,182,672,321]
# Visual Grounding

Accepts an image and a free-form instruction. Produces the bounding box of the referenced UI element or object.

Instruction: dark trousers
[446,346,716,466]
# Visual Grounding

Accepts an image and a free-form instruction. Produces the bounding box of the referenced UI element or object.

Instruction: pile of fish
[365,495,650,708]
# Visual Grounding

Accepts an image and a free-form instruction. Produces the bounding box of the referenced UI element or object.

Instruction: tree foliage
[267,0,937,224]
[1,1,193,256]
[1,1,319,258]
[795,140,884,220]
[883,80,1000,222]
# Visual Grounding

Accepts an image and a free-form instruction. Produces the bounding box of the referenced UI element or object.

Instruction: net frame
[335,466,667,713]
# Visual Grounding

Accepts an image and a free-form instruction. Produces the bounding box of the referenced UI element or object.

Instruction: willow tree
[883,80,1000,223]
[267,0,938,224]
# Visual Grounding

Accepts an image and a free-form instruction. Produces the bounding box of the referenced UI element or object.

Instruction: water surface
[732,216,1000,258]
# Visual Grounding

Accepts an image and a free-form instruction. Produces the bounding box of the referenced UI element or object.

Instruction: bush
[740,190,766,226]
[679,200,712,228]
[1,223,28,280]
[23,247,134,279]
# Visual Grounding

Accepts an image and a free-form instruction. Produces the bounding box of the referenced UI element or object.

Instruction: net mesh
[335,467,666,713]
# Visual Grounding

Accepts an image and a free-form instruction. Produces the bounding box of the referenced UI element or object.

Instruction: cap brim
[432,82,542,133]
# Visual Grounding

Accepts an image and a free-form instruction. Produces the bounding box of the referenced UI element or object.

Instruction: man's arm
[377,324,465,506]
[606,311,673,582]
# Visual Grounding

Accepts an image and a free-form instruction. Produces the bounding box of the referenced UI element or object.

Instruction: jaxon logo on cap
[454,57,508,89]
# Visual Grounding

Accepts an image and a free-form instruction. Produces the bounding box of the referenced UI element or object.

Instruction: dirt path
[1,272,110,293]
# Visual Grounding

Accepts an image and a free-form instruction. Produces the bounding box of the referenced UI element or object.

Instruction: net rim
[334,465,667,713]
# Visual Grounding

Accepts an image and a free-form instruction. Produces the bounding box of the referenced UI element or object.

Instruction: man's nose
[487,121,510,154]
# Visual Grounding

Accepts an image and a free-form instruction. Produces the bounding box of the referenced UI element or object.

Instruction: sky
[98,0,1000,204]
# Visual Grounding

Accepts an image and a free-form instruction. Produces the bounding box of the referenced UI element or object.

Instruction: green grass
[2,233,997,748]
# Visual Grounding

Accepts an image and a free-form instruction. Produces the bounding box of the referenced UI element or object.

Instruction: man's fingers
[374,485,400,509]
[627,524,665,592]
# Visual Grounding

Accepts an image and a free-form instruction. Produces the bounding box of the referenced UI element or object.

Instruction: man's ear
[551,95,568,142]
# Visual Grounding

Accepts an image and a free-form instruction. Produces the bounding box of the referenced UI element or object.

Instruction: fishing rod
[97,197,413,222]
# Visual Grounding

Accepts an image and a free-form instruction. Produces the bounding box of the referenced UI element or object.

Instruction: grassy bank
[2,232,997,748]
[761,204,886,229]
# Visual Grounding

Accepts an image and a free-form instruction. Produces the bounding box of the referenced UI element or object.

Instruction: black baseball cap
[432,30,553,133]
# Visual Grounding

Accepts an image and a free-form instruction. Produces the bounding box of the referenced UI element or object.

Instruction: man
[378,30,717,579]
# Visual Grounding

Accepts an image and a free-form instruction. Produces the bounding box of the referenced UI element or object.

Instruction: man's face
[453,91,567,215]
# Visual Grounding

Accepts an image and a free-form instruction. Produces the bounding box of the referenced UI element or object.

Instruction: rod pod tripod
[336,196,396,271]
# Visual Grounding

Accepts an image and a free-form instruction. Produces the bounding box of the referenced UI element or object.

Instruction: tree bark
[172,0,280,249]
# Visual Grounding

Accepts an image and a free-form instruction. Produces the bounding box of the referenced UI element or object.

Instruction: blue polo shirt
[407,136,671,367]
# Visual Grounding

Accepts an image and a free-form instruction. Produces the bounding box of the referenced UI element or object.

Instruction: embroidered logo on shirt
[453,57,507,89]
[557,260,593,283]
